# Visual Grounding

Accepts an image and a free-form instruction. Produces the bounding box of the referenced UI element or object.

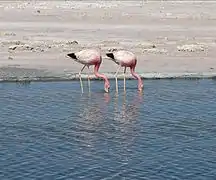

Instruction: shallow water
[0,79,216,180]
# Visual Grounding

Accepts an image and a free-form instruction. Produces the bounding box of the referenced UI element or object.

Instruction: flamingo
[106,50,143,92]
[67,49,110,93]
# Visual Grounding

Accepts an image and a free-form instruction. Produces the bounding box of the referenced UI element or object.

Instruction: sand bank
[0,1,216,81]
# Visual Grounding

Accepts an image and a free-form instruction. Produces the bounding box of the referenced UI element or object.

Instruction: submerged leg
[114,65,121,93]
[123,67,126,93]
[79,65,86,93]
[87,66,91,93]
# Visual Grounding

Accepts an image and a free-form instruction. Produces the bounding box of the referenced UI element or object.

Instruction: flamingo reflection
[113,91,143,123]
[76,92,110,150]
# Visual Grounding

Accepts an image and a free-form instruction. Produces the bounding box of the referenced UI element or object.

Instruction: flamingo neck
[94,63,109,83]
[130,66,143,88]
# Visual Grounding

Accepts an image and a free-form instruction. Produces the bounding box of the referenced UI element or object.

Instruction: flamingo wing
[106,50,136,65]
[114,50,135,60]
[67,49,101,65]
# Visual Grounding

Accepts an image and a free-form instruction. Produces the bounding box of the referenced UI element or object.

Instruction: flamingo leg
[114,65,121,93]
[123,67,126,93]
[79,65,86,93]
[87,66,91,93]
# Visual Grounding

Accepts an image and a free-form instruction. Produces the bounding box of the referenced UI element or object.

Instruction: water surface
[0,79,216,179]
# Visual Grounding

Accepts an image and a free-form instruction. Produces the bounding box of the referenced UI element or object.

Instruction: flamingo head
[104,81,110,93]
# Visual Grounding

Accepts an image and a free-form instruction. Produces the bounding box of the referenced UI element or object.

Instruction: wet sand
[1,1,216,81]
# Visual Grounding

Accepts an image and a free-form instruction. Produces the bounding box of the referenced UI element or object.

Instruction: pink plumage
[107,50,136,66]
[67,49,110,93]
[68,49,101,65]
[106,50,143,92]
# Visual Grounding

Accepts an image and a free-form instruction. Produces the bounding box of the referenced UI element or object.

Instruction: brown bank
[0,1,216,81]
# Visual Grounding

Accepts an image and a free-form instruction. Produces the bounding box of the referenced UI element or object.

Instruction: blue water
[0,79,216,180]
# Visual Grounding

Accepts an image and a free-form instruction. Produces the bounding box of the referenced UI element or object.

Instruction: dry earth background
[0,0,216,81]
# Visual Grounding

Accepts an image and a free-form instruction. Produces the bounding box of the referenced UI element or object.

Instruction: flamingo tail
[106,53,114,60]
[67,53,77,59]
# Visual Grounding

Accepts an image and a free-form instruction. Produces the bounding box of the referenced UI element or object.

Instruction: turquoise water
[0,79,216,180]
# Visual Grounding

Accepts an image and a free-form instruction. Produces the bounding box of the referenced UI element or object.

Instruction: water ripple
[1,80,216,179]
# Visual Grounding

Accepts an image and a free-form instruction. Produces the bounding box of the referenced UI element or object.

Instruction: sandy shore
[1,1,216,81]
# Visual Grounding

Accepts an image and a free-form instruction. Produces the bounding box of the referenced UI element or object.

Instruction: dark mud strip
[1,67,216,83]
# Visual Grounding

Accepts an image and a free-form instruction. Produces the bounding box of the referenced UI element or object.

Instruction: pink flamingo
[106,50,143,92]
[67,49,110,93]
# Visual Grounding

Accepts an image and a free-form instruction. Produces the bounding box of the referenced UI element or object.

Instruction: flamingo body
[67,49,101,66]
[67,49,110,93]
[106,50,143,92]
[107,50,136,67]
